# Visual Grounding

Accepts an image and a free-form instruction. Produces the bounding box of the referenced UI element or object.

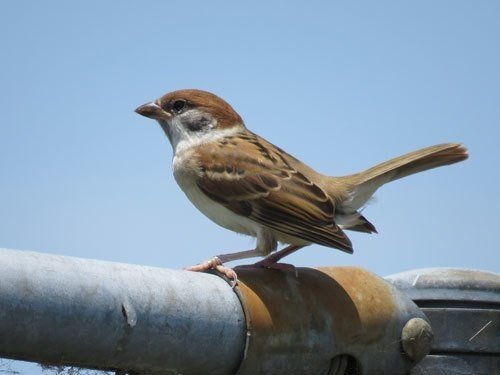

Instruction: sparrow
[135,89,468,282]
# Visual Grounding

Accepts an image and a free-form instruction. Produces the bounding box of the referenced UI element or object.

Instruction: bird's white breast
[172,147,260,238]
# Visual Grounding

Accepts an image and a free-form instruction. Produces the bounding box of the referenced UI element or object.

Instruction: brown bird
[135,89,468,282]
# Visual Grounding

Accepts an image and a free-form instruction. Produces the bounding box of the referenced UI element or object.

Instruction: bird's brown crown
[158,89,244,129]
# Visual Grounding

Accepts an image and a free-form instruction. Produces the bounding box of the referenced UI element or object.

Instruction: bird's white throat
[159,113,243,155]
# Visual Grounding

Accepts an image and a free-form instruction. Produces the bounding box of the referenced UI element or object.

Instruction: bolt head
[401,318,433,362]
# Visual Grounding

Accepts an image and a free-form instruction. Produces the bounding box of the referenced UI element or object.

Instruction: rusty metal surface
[233,266,429,375]
[6,247,495,375]
[387,268,500,375]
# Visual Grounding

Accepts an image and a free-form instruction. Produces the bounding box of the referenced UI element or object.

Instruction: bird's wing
[195,131,353,253]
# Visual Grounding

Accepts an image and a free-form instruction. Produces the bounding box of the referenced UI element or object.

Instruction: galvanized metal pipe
[0,247,438,374]
[0,248,246,374]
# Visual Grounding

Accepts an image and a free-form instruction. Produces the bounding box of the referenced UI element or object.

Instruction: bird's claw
[215,264,238,288]
[185,257,238,287]
[185,256,222,271]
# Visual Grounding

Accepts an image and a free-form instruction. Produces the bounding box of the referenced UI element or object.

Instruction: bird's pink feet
[185,257,238,287]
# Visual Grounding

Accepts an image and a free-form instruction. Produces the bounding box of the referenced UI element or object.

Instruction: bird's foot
[185,257,238,287]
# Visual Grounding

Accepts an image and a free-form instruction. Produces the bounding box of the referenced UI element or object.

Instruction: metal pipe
[0,247,434,374]
[233,266,431,375]
[0,248,246,374]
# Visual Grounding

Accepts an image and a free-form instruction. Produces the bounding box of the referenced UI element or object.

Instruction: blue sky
[1,1,499,373]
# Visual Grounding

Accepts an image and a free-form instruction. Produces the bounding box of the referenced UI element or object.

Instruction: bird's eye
[172,99,186,113]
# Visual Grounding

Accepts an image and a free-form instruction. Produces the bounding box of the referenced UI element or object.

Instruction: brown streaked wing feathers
[195,132,353,253]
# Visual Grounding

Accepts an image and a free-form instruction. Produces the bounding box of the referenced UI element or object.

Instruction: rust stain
[233,266,399,374]
[317,267,396,345]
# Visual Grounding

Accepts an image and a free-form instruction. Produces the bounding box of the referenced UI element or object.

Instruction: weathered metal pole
[1,247,498,374]
[0,247,436,374]
[0,248,246,374]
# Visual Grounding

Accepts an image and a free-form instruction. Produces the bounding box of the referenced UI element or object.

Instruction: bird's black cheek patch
[185,115,211,132]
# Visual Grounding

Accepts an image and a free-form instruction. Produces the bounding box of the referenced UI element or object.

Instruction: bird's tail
[336,143,468,232]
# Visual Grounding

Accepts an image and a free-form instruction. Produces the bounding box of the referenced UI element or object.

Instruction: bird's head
[135,89,244,152]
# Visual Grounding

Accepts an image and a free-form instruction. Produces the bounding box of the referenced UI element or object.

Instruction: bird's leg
[217,249,265,262]
[252,245,304,268]
[185,249,264,287]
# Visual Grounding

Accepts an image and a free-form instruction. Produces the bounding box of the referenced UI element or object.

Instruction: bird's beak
[135,101,172,121]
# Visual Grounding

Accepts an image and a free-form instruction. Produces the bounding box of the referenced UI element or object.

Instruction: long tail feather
[341,143,468,212]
